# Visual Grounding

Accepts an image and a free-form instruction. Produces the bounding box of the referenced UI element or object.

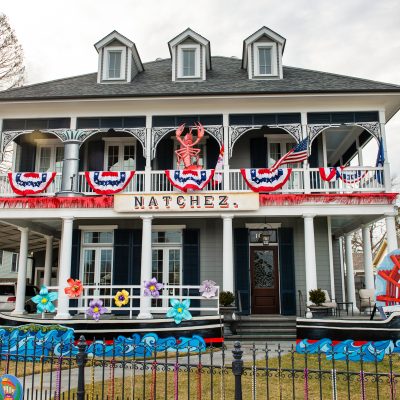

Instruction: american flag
[270,138,309,170]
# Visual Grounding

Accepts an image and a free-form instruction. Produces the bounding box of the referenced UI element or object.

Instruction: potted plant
[308,288,326,318]
[219,291,236,335]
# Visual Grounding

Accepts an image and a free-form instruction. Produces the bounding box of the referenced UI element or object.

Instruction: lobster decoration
[175,123,204,170]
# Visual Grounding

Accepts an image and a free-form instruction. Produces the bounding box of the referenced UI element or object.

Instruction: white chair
[359,289,376,314]
[321,290,337,315]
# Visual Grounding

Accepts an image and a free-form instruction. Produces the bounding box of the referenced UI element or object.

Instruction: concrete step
[235,328,296,333]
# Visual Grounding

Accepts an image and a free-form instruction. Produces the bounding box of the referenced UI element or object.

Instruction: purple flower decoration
[86,299,107,321]
[143,277,163,298]
[199,280,218,298]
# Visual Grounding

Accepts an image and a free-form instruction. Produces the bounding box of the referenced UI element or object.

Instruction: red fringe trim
[0,196,114,209]
[259,193,398,206]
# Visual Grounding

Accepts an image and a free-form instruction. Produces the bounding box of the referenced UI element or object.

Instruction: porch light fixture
[259,219,272,245]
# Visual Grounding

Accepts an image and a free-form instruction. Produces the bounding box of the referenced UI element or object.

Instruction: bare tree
[0,14,24,91]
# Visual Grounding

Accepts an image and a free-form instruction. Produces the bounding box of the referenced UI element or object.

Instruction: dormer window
[103,47,126,80]
[254,43,277,76]
[178,44,200,78]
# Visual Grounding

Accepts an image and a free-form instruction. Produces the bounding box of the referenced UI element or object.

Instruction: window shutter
[183,229,200,315]
[87,140,105,170]
[156,135,174,170]
[70,229,81,314]
[309,137,319,168]
[19,142,36,172]
[206,139,220,169]
[250,137,268,168]
[234,228,250,314]
[136,145,146,171]
[278,228,296,315]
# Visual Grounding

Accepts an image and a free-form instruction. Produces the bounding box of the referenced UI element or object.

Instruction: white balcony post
[303,214,317,317]
[55,217,74,319]
[301,112,311,194]
[379,111,392,192]
[138,215,153,319]
[43,235,53,287]
[222,214,234,292]
[345,233,359,313]
[223,114,230,191]
[12,227,29,315]
[144,115,152,193]
[386,212,398,252]
[362,225,375,289]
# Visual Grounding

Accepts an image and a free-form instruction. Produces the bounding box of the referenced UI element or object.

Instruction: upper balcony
[0,113,390,198]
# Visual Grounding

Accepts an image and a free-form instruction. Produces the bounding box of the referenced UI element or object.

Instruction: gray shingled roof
[0,56,399,101]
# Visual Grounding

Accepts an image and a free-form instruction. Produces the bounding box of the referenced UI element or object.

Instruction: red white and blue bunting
[165,169,215,192]
[85,171,135,195]
[339,167,368,184]
[319,167,340,182]
[8,172,57,196]
[240,168,292,192]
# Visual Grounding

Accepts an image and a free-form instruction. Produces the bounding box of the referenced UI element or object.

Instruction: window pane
[122,145,135,170]
[107,146,119,170]
[269,143,281,167]
[182,49,196,76]
[259,47,272,75]
[83,250,96,285]
[168,249,181,285]
[100,249,112,285]
[83,231,113,244]
[108,51,122,78]
[39,147,51,172]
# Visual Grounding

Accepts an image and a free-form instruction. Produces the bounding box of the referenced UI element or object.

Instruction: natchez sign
[114,192,259,212]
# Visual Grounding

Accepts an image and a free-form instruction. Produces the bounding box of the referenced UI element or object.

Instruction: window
[11,253,18,272]
[104,139,136,171]
[177,45,200,79]
[258,47,272,75]
[182,49,196,77]
[35,142,64,173]
[108,51,122,79]
[103,47,126,80]
[0,250,3,266]
[254,43,277,76]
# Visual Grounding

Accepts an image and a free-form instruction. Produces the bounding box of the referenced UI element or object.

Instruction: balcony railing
[0,167,385,197]
[47,284,220,319]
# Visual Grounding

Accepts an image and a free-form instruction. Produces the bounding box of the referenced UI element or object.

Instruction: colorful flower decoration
[64,278,84,298]
[199,280,218,298]
[114,290,130,307]
[86,299,107,321]
[143,277,163,298]
[31,286,58,313]
[166,299,192,325]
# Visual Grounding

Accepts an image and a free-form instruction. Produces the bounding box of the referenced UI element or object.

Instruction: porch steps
[228,315,297,341]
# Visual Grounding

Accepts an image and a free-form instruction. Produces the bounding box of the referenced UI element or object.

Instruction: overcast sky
[1,0,400,174]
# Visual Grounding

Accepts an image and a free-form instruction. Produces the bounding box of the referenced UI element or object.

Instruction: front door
[250,247,279,314]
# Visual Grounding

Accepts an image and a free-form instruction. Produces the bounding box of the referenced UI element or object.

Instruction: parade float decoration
[8,172,56,196]
[86,299,107,321]
[84,171,135,194]
[174,123,204,170]
[114,290,130,307]
[166,299,192,325]
[31,286,58,313]
[143,278,163,298]
[64,278,83,298]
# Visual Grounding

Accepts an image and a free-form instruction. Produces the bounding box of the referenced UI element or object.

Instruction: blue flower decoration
[31,286,58,313]
[166,299,192,325]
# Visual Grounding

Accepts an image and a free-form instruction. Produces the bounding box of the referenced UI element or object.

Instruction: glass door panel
[38,147,52,172]
[82,249,96,286]
[99,249,112,307]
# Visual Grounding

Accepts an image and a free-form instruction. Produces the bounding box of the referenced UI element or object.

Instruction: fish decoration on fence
[165,169,215,192]
[84,171,135,195]
[8,172,57,196]
[240,168,292,192]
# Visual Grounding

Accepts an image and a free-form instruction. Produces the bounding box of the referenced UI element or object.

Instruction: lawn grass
[63,352,400,399]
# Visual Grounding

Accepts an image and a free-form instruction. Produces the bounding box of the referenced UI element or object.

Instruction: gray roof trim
[0,57,398,102]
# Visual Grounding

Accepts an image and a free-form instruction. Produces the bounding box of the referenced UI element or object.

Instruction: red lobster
[175,123,204,170]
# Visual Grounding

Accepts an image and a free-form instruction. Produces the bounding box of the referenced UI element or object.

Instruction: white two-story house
[0,26,399,323]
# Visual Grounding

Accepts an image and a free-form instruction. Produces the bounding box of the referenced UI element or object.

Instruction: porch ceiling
[330,214,383,237]
[0,220,60,253]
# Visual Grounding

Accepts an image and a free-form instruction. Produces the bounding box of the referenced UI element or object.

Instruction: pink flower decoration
[199,280,218,298]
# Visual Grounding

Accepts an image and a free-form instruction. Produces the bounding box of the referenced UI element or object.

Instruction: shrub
[309,289,326,306]
[219,291,235,307]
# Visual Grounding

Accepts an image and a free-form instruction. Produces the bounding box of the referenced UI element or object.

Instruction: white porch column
[386,212,398,252]
[222,214,234,292]
[55,217,74,319]
[12,227,29,315]
[43,235,54,287]
[58,140,81,194]
[138,215,153,319]
[379,111,392,192]
[327,217,336,301]
[222,113,230,191]
[144,115,152,193]
[303,214,317,317]
[345,233,359,312]
[362,225,374,290]
[301,112,311,194]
